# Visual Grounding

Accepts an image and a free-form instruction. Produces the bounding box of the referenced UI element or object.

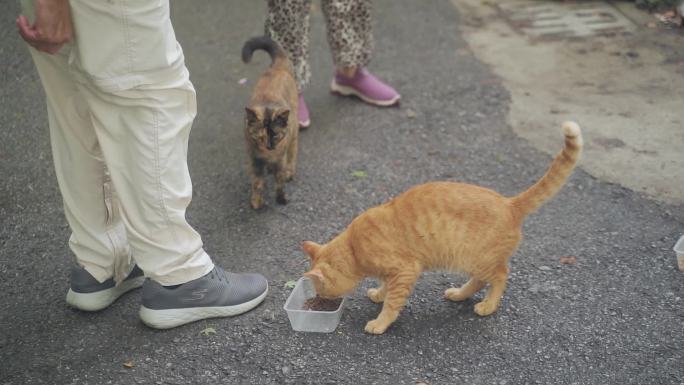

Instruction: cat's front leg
[274,167,288,205]
[249,158,266,209]
[284,134,298,182]
[364,270,419,335]
[367,282,386,303]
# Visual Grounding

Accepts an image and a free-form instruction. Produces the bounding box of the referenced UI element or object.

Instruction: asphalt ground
[1,1,682,384]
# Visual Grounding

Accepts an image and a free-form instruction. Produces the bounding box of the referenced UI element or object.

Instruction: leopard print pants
[265,0,373,91]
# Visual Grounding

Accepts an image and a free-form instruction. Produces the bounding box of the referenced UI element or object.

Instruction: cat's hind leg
[444,277,485,302]
[365,267,420,335]
[473,264,509,316]
[367,281,386,303]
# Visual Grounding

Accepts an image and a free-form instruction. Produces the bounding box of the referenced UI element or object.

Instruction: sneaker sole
[299,118,311,129]
[138,285,269,330]
[330,80,401,107]
[66,276,145,312]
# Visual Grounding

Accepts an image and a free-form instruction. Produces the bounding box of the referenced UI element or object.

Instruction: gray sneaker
[139,266,269,329]
[66,265,145,311]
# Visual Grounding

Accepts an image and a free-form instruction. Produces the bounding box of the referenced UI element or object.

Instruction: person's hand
[16,0,73,55]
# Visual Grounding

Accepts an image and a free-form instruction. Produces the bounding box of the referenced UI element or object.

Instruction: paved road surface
[1,1,682,384]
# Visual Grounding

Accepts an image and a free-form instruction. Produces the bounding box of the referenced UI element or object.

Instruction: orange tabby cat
[242,36,299,209]
[302,122,582,334]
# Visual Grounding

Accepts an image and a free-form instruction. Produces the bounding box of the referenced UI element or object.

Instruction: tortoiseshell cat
[302,122,583,334]
[242,36,299,209]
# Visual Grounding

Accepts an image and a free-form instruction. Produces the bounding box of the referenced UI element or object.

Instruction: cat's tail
[241,36,289,71]
[509,121,583,217]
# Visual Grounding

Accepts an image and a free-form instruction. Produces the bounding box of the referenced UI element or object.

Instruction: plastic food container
[283,277,345,333]
[674,235,684,271]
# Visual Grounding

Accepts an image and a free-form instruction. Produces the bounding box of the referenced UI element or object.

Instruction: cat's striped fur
[303,122,583,334]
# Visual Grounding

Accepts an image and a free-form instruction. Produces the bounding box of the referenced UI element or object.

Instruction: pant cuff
[145,249,215,286]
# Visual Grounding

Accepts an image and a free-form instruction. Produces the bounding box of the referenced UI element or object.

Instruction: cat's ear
[302,241,321,260]
[274,109,290,127]
[245,107,258,124]
[304,268,325,283]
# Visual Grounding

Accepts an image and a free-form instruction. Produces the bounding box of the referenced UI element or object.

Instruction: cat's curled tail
[509,121,583,216]
[241,36,289,71]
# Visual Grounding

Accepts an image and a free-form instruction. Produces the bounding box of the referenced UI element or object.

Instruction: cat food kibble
[302,296,342,311]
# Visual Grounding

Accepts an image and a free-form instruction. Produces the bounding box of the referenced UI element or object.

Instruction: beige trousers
[22,0,214,286]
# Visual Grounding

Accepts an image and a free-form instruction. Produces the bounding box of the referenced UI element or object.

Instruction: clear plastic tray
[674,235,684,271]
[283,277,345,333]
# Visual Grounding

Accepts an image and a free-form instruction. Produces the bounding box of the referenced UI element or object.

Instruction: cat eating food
[242,36,299,209]
[301,122,583,334]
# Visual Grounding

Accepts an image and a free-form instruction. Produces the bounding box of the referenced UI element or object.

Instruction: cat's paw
[250,195,264,210]
[275,192,288,205]
[444,287,469,302]
[474,301,498,316]
[284,170,295,182]
[364,319,389,335]
[367,288,385,303]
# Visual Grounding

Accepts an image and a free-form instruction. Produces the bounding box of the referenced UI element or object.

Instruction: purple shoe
[298,94,310,129]
[330,68,400,107]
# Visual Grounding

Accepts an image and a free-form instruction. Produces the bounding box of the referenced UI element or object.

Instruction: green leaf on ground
[200,327,216,336]
[351,170,368,178]
[284,280,297,289]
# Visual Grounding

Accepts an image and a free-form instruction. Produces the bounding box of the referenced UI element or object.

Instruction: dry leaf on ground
[560,256,577,265]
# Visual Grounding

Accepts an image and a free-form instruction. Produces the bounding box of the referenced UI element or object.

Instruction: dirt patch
[452,0,684,205]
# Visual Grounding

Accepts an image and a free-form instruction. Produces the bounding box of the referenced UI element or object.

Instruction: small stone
[282,366,291,375]
[528,283,560,294]
[538,266,552,271]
